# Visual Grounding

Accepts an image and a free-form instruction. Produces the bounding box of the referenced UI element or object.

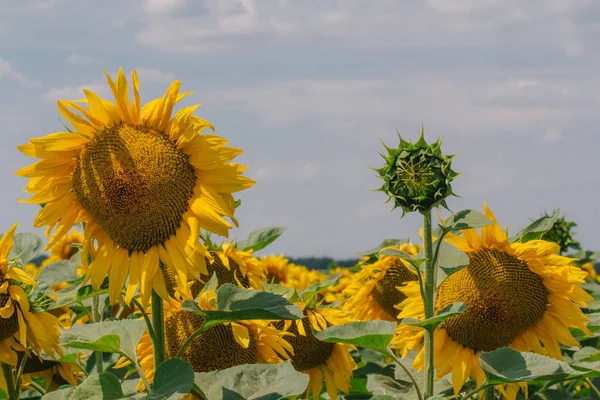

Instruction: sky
[0,0,599,259]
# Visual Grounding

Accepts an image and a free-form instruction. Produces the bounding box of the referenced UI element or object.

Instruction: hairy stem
[131,297,156,343]
[422,210,435,398]
[92,295,104,373]
[386,347,423,400]
[151,290,166,368]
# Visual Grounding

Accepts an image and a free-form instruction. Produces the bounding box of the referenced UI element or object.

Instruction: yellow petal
[231,323,250,348]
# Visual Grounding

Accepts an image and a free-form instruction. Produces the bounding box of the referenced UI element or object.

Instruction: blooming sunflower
[0,224,63,393]
[275,304,357,400]
[391,204,593,398]
[117,291,293,392]
[260,254,290,284]
[20,354,84,393]
[343,242,419,321]
[322,266,355,304]
[17,68,255,306]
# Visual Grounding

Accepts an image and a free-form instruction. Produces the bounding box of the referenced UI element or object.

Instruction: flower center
[165,310,256,372]
[0,293,19,341]
[72,125,196,251]
[438,248,548,352]
[371,260,417,320]
[277,317,335,371]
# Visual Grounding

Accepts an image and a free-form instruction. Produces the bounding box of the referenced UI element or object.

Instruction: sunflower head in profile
[259,254,290,284]
[116,290,293,392]
[0,224,63,393]
[19,353,85,394]
[275,303,357,400]
[343,242,419,321]
[17,68,255,306]
[391,204,593,399]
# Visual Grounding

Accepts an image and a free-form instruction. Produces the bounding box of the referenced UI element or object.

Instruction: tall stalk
[422,210,435,398]
[2,364,16,399]
[92,294,103,373]
[151,290,166,368]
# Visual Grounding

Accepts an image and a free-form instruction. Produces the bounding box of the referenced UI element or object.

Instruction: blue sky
[1,0,599,258]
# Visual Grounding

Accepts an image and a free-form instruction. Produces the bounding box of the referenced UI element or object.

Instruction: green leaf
[36,258,80,292]
[442,210,493,232]
[50,282,108,309]
[61,320,147,362]
[358,239,409,257]
[570,347,600,372]
[194,361,308,400]
[436,241,469,285]
[401,302,465,329]
[10,232,43,264]
[313,320,397,354]
[237,227,287,253]
[299,273,341,301]
[510,209,560,243]
[378,248,426,271]
[181,284,303,328]
[479,347,585,384]
[146,359,194,400]
[366,374,411,397]
[41,388,76,400]
[70,372,125,400]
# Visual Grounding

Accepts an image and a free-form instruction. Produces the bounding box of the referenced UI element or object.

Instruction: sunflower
[20,353,85,393]
[16,68,255,306]
[260,254,290,284]
[322,266,355,304]
[117,291,293,392]
[285,264,327,291]
[275,304,357,400]
[391,204,593,399]
[343,242,419,321]
[0,224,63,394]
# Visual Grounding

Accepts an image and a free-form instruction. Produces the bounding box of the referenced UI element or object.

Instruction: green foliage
[313,320,397,354]
[441,209,493,232]
[510,208,560,243]
[194,361,309,400]
[10,232,43,264]
[237,226,287,252]
[145,359,195,400]
[401,302,465,329]
[181,283,303,329]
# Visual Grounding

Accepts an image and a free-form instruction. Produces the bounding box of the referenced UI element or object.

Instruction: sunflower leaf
[442,210,493,232]
[299,272,341,301]
[74,372,125,400]
[50,282,109,309]
[436,241,469,285]
[144,359,194,400]
[181,284,303,328]
[10,232,43,264]
[61,320,147,363]
[479,347,586,384]
[359,238,410,257]
[313,320,397,354]
[510,208,561,243]
[401,302,465,329]
[194,361,308,400]
[36,257,80,292]
[237,227,287,252]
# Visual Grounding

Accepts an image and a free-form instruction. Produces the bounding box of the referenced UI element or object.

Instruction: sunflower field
[0,68,598,400]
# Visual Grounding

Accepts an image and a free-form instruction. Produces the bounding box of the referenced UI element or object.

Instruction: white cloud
[43,83,109,103]
[0,58,37,87]
[65,53,95,66]
[135,68,176,84]
[143,0,187,14]
[541,130,562,143]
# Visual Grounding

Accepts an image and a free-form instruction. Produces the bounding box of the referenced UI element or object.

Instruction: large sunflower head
[17,68,255,306]
[259,254,290,284]
[343,242,419,321]
[391,204,593,398]
[275,305,357,400]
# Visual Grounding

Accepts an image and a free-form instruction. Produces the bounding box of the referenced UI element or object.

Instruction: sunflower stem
[422,209,435,398]
[131,297,156,343]
[2,363,17,400]
[386,347,423,400]
[15,352,28,390]
[175,321,207,359]
[484,385,495,399]
[151,290,166,368]
[26,380,47,396]
[462,383,491,399]
[92,294,104,373]
[586,378,600,399]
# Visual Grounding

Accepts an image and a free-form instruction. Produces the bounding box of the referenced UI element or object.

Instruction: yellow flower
[581,262,597,281]
[260,254,290,284]
[20,356,85,392]
[276,304,357,400]
[391,204,593,399]
[17,68,254,306]
[322,266,355,304]
[0,224,63,393]
[343,242,419,321]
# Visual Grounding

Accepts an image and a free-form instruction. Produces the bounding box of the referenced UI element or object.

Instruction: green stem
[386,347,423,400]
[175,321,206,359]
[151,290,166,368]
[484,386,495,399]
[422,210,435,398]
[15,352,28,390]
[586,378,600,399]
[462,383,491,399]
[92,295,104,373]
[131,297,156,343]
[2,364,17,400]
[121,353,151,394]
[26,380,47,396]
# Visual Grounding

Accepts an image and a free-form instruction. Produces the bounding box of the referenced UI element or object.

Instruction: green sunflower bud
[375,126,458,215]
[543,215,581,254]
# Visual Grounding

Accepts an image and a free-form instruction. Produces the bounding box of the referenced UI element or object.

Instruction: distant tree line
[288,257,359,270]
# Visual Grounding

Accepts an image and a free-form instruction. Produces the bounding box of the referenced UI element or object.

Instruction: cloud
[43,83,109,103]
[65,53,96,66]
[541,130,562,143]
[0,58,37,87]
[135,68,176,84]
